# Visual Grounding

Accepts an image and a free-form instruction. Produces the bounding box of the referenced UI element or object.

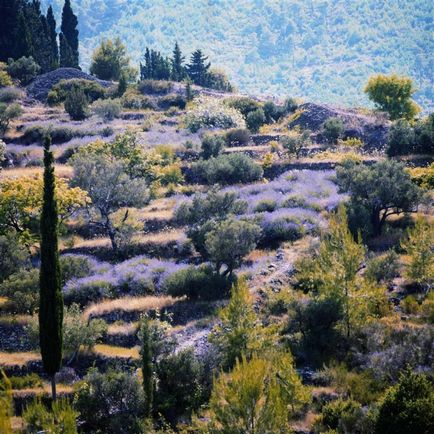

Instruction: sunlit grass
[0,351,40,367]
[94,344,140,359]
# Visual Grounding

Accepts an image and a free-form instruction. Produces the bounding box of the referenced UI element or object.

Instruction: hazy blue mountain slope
[42,0,433,109]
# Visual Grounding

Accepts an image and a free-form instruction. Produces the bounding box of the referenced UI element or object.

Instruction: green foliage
[207,351,310,433]
[375,370,434,434]
[23,398,78,434]
[7,373,42,390]
[91,98,122,121]
[407,163,434,190]
[201,133,226,159]
[155,349,205,420]
[7,56,40,85]
[401,217,434,287]
[59,255,94,285]
[64,87,89,120]
[59,0,79,68]
[0,370,13,434]
[281,128,311,158]
[205,218,261,275]
[319,398,363,434]
[225,128,250,147]
[0,86,23,103]
[73,368,145,434]
[187,49,211,86]
[365,74,420,120]
[138,79,173,95]
[48,79,107,106]
[0,102,22,137]
[140,316,154,417]
[225,96,261,118]
[365,250,399,284]
[39,136,63,391]
[246,108,266,133]
[0,232,29,282]
[210,278,263,369]
[336,160,422,238]
[90,37,135,81]
[0,64,12,87]
[194,153,263,185]
[286,296,344,366]
[164,265,232,300]
[0,268,39,314]
[387,120,415,156]
[323,117,345,144]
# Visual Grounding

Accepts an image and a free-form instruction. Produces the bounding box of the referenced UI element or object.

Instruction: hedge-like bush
[225,128,250,147]
[138,79,173,95]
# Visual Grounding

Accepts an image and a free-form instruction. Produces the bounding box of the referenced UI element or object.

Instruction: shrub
[0,233,29,282]
[8,373,42,389]
[225,96,261,117]
[155,349,205,420]
[225,128,250,147]
[263,100,286,122]
[92,98,122,120]
[284,97,298,113]
[414,113,434,154]
[164,265,231,300]
[407,164,434,190]
[281,129,311,158]
[185,97,246,132]
[0,64,12,87]
[323,117,345,144]
[138,79,173,95]
[194,153,263,184]
[365,250,399,284]
[375,370,434,434]
[0,269,39,314]
[63,277,115,306]
[254,199,277,213]
[0,102,22,136]
[64,87,89,120]
[73,368,145,434]
[201,133,225,159]
[205,218,261,274]
[260,215,304,246]
[0,87,22,103]
[7,56,40,85]
[121,90,154,110]
[48,79,107,106]
[158,94,187,110]
[246,108,266,133]
[320,398,363,433]
[60,255,95,285]
[387,119,415,156]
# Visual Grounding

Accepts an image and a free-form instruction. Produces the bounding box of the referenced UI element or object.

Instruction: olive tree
[336,160,422,237]
[72,153,149,253]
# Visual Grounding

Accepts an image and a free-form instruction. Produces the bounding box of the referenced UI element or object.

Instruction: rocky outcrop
[289,102,390,149]
[26,67,112,101]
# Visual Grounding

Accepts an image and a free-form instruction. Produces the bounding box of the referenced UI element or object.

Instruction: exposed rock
[289,102,390,149]
[26,67,112,101]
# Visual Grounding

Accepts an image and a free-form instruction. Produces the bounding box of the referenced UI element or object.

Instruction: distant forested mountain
[41,0,433,109]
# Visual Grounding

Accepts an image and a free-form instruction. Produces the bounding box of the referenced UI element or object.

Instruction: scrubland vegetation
[0,1,433,433]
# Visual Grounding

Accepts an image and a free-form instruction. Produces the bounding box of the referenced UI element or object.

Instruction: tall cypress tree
[0,0,22,61]
[39,135,63,401]
[60,0,79,68]
[140,316,153,417]
[187,49,211,86]
[171,41,185,81]
[46,5,58,69]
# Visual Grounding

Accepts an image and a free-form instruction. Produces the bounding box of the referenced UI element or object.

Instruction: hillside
[41,0,434,109]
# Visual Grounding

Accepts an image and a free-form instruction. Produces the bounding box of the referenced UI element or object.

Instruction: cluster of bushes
[47,79,107,106]
[387,114,434,156]
[185,97,246,132]
[138,79,173,95]
[21,124,95,144]
[193,152,263,184]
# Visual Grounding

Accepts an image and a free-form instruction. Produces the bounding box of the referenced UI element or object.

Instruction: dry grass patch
[107,322,139,336]
[0,164,73,180]
[0,351,40,367]
[84,295,178,319]
[134,229,185,244]
[12,384,73,397]
[94,344,140,359]
[0,314,32,326]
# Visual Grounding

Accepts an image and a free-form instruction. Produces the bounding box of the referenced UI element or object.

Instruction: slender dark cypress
[60,0,79,68]
[46,6,59,69]
[140,316,154,417]
[39,135,63,401]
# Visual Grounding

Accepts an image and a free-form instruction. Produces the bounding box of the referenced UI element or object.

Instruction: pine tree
[140,316,154,417]
[46,6,59,70]
[60,0,79,68]
[187,49,211,86]
[39,135,63,401]
[171,41,185,81]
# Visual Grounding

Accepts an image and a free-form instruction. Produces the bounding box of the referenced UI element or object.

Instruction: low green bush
[138,79,173,95]
[7,56,40,85]
[225,128,250,147]
[201,133,225,159]
[158,94,187,109]
[64,87,89,120]
[0,86,23,103]
[323,117,345,144]
[48,79,106,106]
[194,153,263,184]
[8,373,43,389]
[246,108,266,133]
[163,265,232,300]
[92,98,122,120]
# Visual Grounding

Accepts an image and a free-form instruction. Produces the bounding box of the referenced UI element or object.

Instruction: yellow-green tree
[364,74,420,120]
[210,278,276,370]
[401,217,434,289]
[207,351,310,433]
[0,175,88,242]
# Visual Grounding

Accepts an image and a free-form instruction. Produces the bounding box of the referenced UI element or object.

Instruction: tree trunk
[51,375,57,401]
[371,208,382,237]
